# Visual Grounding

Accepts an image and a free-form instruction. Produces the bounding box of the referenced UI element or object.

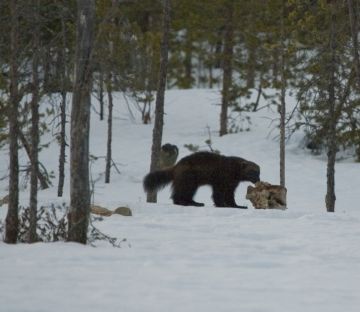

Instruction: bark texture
[105,74,113,184]
[58,11,68,197]
[5,0,20,244]
[347,0,360,87]
[325,5,337,213]
[279,0,286,188]
[99,69,104,121]
[29,0,41,243]
[68,0,95,243]
[219,0,234,137]
[147,0,171,203]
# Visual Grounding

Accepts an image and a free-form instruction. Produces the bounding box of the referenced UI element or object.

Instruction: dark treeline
[1,0,360,243]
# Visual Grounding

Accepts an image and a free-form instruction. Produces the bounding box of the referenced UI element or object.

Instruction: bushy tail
[143,168,174,193]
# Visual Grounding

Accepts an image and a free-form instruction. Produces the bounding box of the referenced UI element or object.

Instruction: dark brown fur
[143,152,260,208]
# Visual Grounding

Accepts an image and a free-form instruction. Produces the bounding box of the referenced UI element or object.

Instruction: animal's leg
[172,172,204,207]
[224,185,248,209]
[212,184,226,207]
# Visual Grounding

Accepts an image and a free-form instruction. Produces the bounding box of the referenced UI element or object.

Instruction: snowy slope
[0,89,359,312]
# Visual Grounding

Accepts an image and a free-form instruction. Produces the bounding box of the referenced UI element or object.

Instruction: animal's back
[173,152,226,184]
[176,152,223,166]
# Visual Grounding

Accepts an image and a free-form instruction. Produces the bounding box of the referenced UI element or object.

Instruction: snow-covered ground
[1,89,359,312]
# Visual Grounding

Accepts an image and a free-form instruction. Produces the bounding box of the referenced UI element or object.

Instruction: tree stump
[246,181,287,209]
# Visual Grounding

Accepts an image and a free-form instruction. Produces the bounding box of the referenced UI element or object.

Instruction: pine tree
[292,0,357,211]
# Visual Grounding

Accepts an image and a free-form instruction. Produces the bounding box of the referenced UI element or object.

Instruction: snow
[1,89,360,312]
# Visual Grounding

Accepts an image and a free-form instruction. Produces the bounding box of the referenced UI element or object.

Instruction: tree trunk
[99,68,105,121]
[57,90,67,197]
[279,92,286,188]
[246,45,256,89]
[5,0,20,244]
[208,46,214,89]
[347,0,360,87]
[43,46,51,93]
[347,0,360,158]
[105,73,113,184]
[68,0,95,244]
[219,0,234,137]
[184,32,193,89]
[279,0,286,188]
[29,0,41,243]
[58,10,68,198]
[272,47,280,86]
[147,0,171,203]
[325,5,337,213]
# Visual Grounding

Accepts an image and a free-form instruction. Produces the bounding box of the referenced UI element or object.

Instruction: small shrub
[0,204,126,247]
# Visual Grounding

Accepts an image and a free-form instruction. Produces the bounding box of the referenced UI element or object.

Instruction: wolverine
[143,151,260,208]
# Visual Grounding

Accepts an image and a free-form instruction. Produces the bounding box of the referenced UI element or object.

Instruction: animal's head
[161,143,179,157]
[241,160,260,183]
[160,143,179,168]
